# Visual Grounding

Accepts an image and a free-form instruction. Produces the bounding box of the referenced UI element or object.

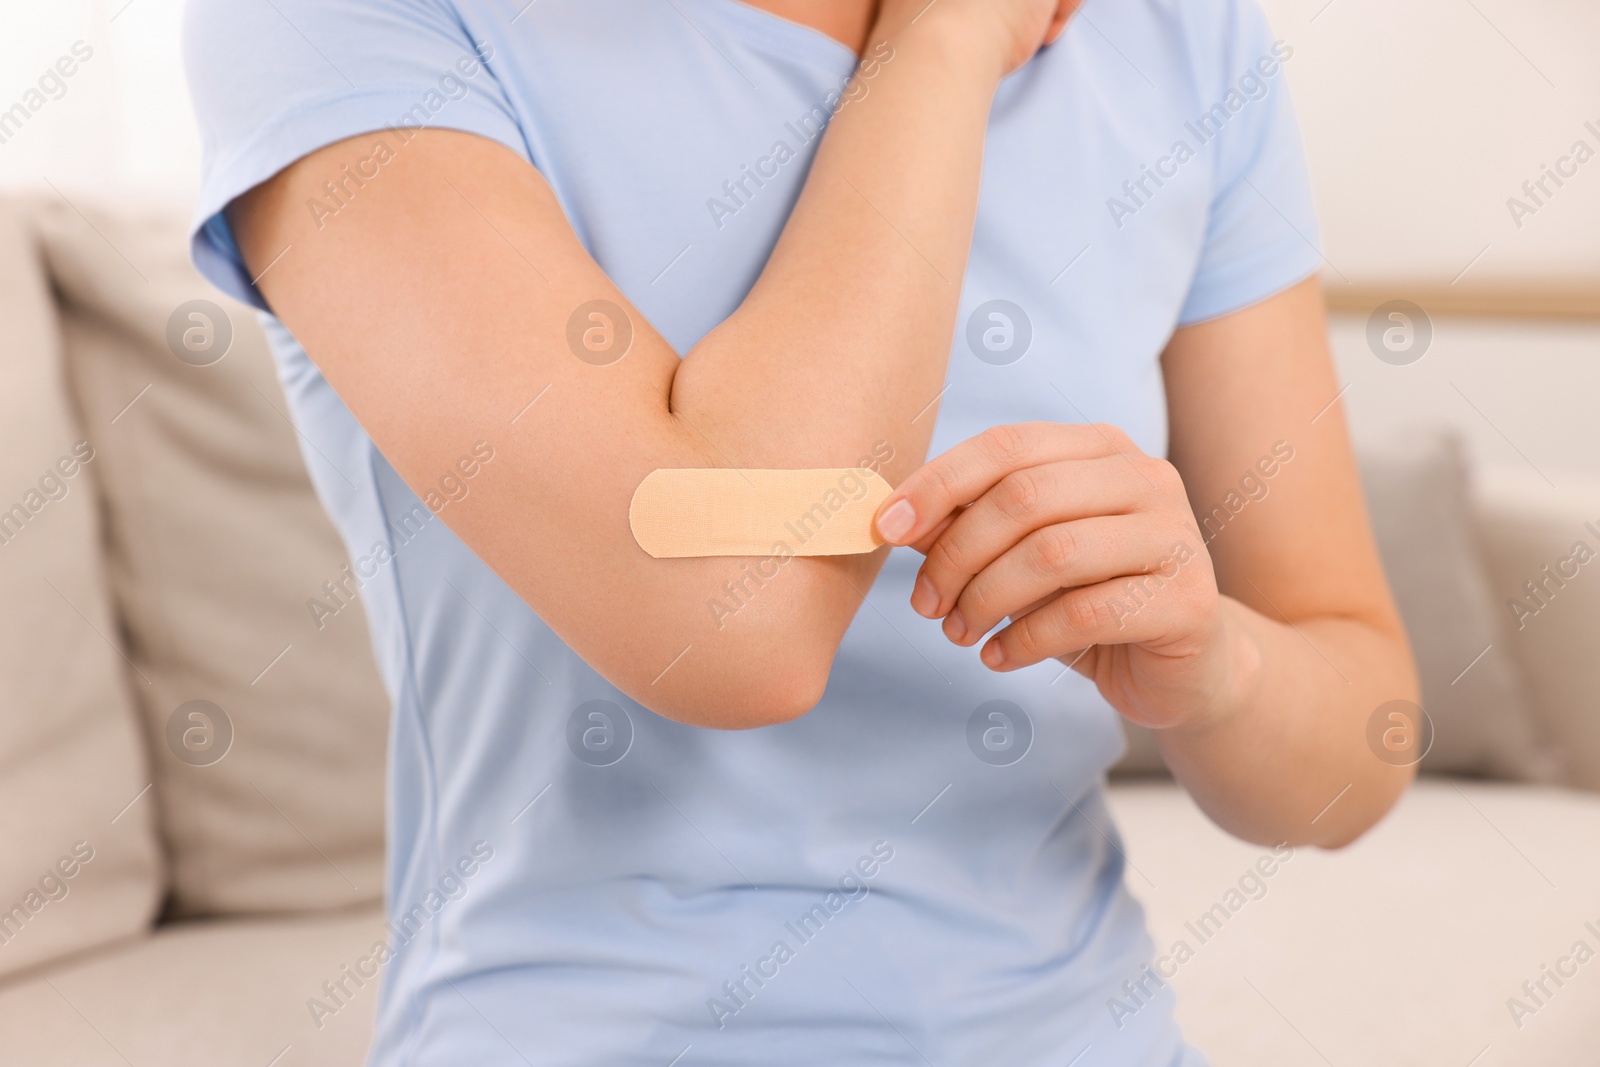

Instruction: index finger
[873,421,1135,546]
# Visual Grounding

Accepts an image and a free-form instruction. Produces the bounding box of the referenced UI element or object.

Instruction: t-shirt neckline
[688,0,862,70]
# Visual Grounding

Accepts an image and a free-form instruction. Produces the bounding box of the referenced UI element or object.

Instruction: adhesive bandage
[629,468,893,558]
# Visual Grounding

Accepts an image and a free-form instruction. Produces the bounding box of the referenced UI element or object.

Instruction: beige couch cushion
[1110,780,1600,1066]
[1475,469,1600,792]
[0,198,162,980]
[28,196,389,917]
[0,905,384,1067]
[1358,432,1557,780]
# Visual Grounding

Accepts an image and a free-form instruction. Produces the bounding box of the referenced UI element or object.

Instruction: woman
[184,0,1417,1063]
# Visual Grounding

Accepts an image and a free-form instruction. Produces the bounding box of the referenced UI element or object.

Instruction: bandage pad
[630,468,893,558]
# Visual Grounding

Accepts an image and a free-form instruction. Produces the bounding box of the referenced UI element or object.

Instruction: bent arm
[231,18,1007,728]
[1157,279,1420,847]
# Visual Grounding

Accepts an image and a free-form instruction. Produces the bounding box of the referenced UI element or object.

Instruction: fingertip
[875,498,917,545]
[910,573,940,618]
[943,608,969,644]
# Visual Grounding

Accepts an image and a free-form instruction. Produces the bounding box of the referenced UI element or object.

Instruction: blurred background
[6,0,1598,468]
[0,1,1596,1066]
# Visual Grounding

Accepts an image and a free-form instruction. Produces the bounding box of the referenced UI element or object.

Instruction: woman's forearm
[675,16,1005,482]
[865,280,1420,845]
[1154,599,1418,848]
[232,12,1035,728]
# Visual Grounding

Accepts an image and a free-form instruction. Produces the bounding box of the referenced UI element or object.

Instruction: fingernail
[876,499,916,544]
[944,609,967,643]
[911,575,939,617]
[981,641,1006,669]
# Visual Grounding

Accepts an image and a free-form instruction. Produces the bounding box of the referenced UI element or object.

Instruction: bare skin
[752,0,1074,54]
[748,0,1418,849]
[232,0,1417,848]
[233,0,1077,729]
[750,0,880,52]
[876,278,1418,847]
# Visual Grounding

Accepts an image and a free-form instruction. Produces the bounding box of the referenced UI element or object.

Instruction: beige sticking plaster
[630,468,893,558]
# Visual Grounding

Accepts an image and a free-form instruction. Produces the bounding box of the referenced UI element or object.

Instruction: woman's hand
[864,285,1417,850]
[875,422,1252,733]
[875,0,1081,76]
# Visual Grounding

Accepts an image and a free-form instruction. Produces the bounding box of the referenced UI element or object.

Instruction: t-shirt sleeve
[183,0,528,311]
[1177,0,1323,326]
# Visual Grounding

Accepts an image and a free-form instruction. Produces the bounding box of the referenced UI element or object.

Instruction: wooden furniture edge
[1323,281,1600,321]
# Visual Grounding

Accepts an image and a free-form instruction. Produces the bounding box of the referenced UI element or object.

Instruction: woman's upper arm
[229,129,851,726]
[1160,277,1405,637]
[185,1,889,727]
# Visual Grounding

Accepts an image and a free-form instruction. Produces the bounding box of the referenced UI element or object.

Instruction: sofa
[0,194,1595,1067]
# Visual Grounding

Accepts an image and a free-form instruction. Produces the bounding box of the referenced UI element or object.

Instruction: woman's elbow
[646,641,833,730]
[1316,762,1417,850]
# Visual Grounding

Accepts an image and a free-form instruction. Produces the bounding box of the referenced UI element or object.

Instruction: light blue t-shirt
[184,1,1319,1064]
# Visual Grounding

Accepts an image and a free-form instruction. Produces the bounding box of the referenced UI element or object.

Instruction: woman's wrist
[1155,598,1267,742]
[869,5,1010,87]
